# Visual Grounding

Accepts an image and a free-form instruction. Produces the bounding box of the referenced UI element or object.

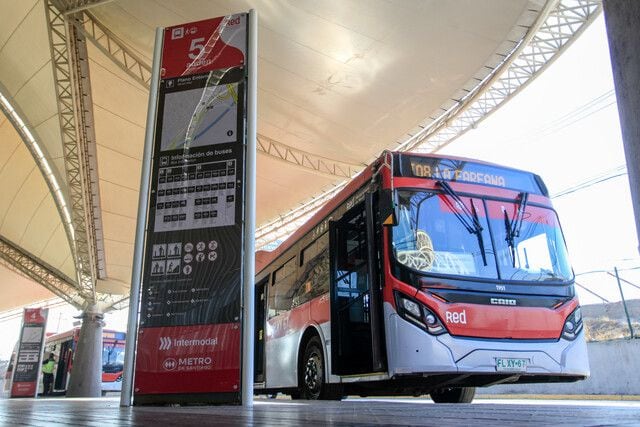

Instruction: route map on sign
[160,78,238,151]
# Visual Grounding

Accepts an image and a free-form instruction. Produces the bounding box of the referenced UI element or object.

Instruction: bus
[252,151,588,403]
[43,329,126,394]
[2,347,17,396]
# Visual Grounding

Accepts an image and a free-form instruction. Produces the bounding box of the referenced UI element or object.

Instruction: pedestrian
[41,353,56,396]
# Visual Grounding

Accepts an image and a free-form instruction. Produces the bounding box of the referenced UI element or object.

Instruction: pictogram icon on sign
[159,336,172,350]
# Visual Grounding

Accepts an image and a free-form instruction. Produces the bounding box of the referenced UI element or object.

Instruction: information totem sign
[11,308,48,398]
[134,14,249,405]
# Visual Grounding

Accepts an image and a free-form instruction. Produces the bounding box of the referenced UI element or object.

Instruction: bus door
[330,194,385,375]
[254,277,268,383]
[54,339,73,390]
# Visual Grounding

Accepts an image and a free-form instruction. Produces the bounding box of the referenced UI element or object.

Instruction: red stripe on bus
[414,289,577,340]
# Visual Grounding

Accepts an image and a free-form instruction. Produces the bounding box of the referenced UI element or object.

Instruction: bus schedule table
[1,397,640,426]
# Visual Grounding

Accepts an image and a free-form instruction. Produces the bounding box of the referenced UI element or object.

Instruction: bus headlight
[401,298,421,318]
[562,307,583,340]
[395,292,446,336]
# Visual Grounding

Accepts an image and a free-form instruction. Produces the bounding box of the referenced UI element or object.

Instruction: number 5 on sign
[188,38,205,59]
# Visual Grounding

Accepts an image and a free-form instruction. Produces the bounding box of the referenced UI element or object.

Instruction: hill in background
[582,299,640,341]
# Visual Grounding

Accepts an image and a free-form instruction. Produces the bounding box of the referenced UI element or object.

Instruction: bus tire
[299,336,342,400]
[429,387,475,403]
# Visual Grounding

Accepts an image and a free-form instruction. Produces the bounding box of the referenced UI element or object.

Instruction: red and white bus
[43,329,126,394]
[253,151,588,403]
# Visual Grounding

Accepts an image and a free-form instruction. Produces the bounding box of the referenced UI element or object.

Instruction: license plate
[495,357,528,372]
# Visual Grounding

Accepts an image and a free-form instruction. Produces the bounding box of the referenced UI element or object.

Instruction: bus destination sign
[399,155,544,195]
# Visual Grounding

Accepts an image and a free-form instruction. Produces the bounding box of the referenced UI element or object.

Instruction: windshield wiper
[437,181,487,266]
[503,192,529,267]
[470,199,488,266]
[512,192,529,239]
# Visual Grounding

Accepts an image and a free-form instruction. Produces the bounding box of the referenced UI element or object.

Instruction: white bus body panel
[101,380,122,392]
[264,325,301,389]
[264,314,332,390]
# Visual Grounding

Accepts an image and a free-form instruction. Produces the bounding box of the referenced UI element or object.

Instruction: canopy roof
[0,0,569,312]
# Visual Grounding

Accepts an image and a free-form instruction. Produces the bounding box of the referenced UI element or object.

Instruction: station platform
[2,396,640,426]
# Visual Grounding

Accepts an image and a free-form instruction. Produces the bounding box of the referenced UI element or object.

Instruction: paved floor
[1,397,640,426]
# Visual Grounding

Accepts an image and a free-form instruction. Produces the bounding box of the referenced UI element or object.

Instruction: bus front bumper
[101,380,123,392]
[385,306,590,380]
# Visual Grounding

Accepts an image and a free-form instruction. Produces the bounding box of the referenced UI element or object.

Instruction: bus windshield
[392,190,572,283]
[486,200,573,282]
[102,344,125,373]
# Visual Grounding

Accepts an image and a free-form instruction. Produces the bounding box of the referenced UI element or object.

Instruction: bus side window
[268,271,277,319]
[268,257,296,318]
[293,233,330,307]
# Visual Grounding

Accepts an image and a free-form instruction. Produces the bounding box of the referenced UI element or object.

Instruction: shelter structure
[0,0,603,396]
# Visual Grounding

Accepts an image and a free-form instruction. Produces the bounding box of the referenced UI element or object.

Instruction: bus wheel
[301,337,323,399]
[429,387,475,403]
[299,336,342,400]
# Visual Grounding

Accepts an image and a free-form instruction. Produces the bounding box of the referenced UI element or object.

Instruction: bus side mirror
[379,189,398,226]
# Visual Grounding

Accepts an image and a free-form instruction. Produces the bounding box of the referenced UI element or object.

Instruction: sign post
[125,12,254,406]
[241,9,257,407]
[10,308,48,398]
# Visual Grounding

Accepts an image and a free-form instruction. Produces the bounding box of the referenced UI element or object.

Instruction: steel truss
[257,134,363,178]
[0,86,127,313]
[0,236,84,309]
[73,13,362,179]
[0,236,127,312]
[41,1,602,253]
[399,0,602,153]
[72,10,152,89]
[256,182,347,249]
[46,0,108,306]
[257,0,602,248]
[61,0,114,15]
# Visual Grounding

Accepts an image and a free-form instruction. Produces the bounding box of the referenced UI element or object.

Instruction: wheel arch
[296,323,328,388]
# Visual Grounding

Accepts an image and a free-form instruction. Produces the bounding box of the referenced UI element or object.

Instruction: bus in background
[44,329,126,395]
[1,345,17,396]
[253,151,588,403]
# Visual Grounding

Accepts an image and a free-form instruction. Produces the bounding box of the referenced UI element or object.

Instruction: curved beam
[399,0,602,153]
[0,88,76,271]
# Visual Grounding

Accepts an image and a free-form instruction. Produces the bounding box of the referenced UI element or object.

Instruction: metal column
[120,28,164,408]
[603,0,640,255]
[241,8,258,407]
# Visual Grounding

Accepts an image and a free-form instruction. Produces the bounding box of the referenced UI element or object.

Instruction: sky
[1,14,639,361]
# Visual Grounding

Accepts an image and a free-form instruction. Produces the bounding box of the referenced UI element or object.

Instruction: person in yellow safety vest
[41,353,56,396]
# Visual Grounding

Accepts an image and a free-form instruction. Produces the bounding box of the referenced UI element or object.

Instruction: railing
[576,265,640,341]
